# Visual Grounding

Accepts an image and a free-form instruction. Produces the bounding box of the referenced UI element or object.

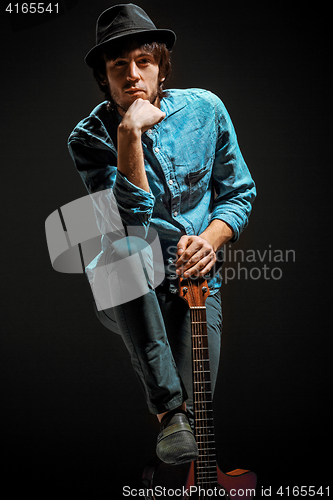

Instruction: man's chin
[112,95,141,114]
[111,90,159,114]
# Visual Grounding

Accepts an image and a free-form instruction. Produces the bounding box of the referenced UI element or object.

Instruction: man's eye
[114,60,126,66]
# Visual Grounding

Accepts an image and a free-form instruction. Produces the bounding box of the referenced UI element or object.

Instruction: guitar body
[143,457,257,499]
[143,277,256,499]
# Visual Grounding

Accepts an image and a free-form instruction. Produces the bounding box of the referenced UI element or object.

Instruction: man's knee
[109,235,152,264]
[105,236,154,281]
[105,236,155,298]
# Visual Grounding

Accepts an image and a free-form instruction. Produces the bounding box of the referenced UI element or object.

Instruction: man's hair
[93,38,172,104]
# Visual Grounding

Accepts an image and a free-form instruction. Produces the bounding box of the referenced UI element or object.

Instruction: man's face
[104,46,163,116]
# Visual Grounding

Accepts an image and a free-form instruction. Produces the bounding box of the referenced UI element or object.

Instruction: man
[68,4,256,466]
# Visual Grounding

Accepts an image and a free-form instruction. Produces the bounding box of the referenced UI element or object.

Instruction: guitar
[143,276,256,499]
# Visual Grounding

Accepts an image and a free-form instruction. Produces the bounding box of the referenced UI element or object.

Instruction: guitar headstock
[178,276,210,308]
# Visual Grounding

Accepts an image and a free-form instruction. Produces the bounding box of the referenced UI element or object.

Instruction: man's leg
[93,236,220,464]
[97,279,222,423]
[95,236,187,415]
[156,287,222,429]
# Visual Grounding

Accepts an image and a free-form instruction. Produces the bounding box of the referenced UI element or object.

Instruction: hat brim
[84,28,176,68]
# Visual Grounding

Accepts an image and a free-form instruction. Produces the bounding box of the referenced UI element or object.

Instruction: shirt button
[154,147,159,153]
[168,179,173,185]
[173,211,178,217]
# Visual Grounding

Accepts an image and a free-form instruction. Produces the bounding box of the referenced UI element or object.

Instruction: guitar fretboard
[190,305,218,489]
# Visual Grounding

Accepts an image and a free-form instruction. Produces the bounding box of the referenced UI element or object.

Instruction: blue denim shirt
[68,88,256,292]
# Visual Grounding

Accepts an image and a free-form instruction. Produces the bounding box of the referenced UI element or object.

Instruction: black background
[1,1,331,497]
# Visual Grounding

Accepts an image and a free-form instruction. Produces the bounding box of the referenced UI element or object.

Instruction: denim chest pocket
[176,162,213,208]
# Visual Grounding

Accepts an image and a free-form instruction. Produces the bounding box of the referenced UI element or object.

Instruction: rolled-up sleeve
[112,170,155,228]
[68,123,155,233]
[211,95,256,242]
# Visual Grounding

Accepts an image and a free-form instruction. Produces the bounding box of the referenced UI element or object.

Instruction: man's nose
[127,61,140,81]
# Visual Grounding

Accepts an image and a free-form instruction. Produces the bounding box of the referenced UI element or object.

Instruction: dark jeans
[93,236,222,426]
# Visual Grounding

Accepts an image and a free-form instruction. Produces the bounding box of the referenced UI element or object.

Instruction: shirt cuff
[112,170,155,227]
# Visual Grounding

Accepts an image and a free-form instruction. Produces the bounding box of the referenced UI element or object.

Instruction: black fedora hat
[85,3,176,68]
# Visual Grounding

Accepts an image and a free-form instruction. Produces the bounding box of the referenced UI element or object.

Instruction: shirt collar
[160,90,187,119]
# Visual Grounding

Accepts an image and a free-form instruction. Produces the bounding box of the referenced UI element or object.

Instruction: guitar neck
[190,304,218,488]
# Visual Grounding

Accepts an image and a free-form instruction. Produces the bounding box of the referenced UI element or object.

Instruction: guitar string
[187,281,203,494]
[188,280,208,481]
[187,280,217,491]
[188,280,216,500]
[197,306,215,486]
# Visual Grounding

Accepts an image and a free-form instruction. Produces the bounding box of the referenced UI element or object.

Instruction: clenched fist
[120,98,166,135]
